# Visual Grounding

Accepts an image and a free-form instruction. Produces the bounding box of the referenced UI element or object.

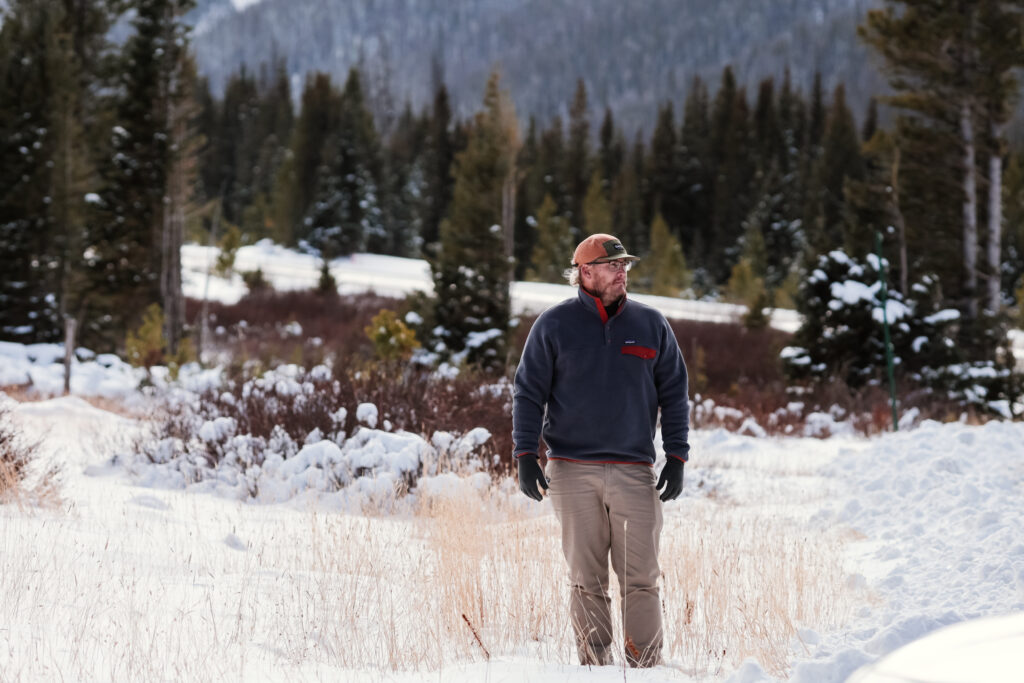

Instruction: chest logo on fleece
[621,344,656,359]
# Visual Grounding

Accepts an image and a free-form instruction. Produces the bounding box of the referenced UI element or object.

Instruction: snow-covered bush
[134,361,513,502]
[783,249,1021,415]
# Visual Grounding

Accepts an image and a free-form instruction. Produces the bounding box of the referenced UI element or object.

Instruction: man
[512,233,690,668]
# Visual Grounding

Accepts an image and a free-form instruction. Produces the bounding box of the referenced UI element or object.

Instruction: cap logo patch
[602,240,625,257]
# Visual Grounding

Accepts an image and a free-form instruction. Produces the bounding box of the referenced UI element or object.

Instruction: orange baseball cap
[572,233,638,266]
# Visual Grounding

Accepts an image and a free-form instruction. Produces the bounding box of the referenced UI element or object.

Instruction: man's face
[580,260,630,305]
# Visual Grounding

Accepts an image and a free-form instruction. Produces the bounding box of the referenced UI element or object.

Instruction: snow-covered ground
[3,243,1023,681]
[180,240,1024,362]
[4,380,1023,681]
[179,241,802,332]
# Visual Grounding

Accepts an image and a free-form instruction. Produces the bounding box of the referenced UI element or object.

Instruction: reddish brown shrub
[186,290,407,373]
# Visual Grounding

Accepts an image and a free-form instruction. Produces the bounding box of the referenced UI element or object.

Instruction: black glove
[657,457,685,502]
[517,454,548,501]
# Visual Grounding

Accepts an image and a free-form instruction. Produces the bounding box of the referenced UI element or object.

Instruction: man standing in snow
[512,233,690,668]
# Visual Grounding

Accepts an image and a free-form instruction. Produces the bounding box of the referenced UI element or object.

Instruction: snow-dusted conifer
[429,70,517,371]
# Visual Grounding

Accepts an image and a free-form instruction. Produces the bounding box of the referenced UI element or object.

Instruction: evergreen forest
[3,0,1024,410]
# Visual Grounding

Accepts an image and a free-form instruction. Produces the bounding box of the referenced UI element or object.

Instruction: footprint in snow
[223,533,248,551]
[129,495,170,511]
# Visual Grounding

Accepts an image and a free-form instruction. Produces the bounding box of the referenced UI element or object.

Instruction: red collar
[579,288,625,324]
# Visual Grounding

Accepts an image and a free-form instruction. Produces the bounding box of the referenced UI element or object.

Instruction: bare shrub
[185,290,991,454]
[0,405,31,500]
[187,290,404,373]
[143,359,512,496]
[0,400,59,507]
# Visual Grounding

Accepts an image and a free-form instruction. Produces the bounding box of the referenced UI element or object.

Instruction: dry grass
[0,402,60,510]
[0,470,860,680]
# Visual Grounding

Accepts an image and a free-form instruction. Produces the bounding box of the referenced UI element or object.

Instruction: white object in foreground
[848,612,1024,683]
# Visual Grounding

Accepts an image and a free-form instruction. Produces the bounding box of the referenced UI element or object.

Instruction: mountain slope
[189,0,885,132]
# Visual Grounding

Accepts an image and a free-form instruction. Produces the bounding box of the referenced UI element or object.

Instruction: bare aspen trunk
[160,44,186,356]
[63,317,76,395]
[961,101,979,319]
[986,130,1003,313]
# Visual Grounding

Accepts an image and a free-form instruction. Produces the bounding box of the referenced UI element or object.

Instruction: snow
[4,360,1024,680]
[3,245,1024,680]
[848,612,1024,683]
[180,242,802,333]
[355,401,378,427]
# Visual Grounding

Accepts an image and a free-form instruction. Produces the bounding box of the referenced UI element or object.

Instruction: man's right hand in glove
[517,454,548,501]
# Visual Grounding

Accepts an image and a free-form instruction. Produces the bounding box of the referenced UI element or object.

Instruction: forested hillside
[188,0,884,134]
[2,0,1024,415]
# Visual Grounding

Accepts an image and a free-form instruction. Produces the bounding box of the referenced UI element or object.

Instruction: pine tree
[680,75,712,265]
[526,194,573,283]
[862,98,879,142]
[80,0,194,351]
[597,107,623,192]
[647,101,683,239]
[637,213,689,297]
[0,1,58,342]
[800,72,827,257]
[1003,150,1024,302]
[430,70,518,371]
[514,117,541,278]
[47,0,111,338]
[817,84,864,253]
[861,1,1019,316]
[861,0,1024,367]
[843,129,907,277]
[709,66,754,284]
[742,165,803,297]
[582,170,612,236]
[563,78,591,230]
[975,0,1024,313]
[380,101,427,257]
[420,81,454,250]
[232,59,294,240]
[0,0,116,345]
[216,66,259,225]
[752,77,782,174]
[610,132,646,257]
[276,72,342,245]
[786,248,1018,413]
[304,68,383,258]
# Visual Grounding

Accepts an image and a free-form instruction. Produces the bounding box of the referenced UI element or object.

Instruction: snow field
[2,396,865,681]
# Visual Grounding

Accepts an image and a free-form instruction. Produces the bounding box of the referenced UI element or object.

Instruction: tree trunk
[986,125,1004,313]
[160,51,186,355]
[63,317,76,395]
[961,100,979,319]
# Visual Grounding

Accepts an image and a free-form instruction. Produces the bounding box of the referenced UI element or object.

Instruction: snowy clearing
[3,242,1023,681]
[3,387,1023,681]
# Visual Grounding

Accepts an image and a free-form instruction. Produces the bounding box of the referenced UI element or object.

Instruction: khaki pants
[546,458,664,667]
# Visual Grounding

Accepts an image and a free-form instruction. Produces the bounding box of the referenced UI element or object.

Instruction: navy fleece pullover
[512,288,690,466]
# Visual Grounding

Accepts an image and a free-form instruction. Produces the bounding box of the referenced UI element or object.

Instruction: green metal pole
[876,231,899,431]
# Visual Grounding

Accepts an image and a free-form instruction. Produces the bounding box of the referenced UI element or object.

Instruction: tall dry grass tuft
[661,507,853,675]
[0,400,59,508]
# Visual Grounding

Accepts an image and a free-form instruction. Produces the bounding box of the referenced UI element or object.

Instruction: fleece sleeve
[512,315,554,459]
[654,316,690,461]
